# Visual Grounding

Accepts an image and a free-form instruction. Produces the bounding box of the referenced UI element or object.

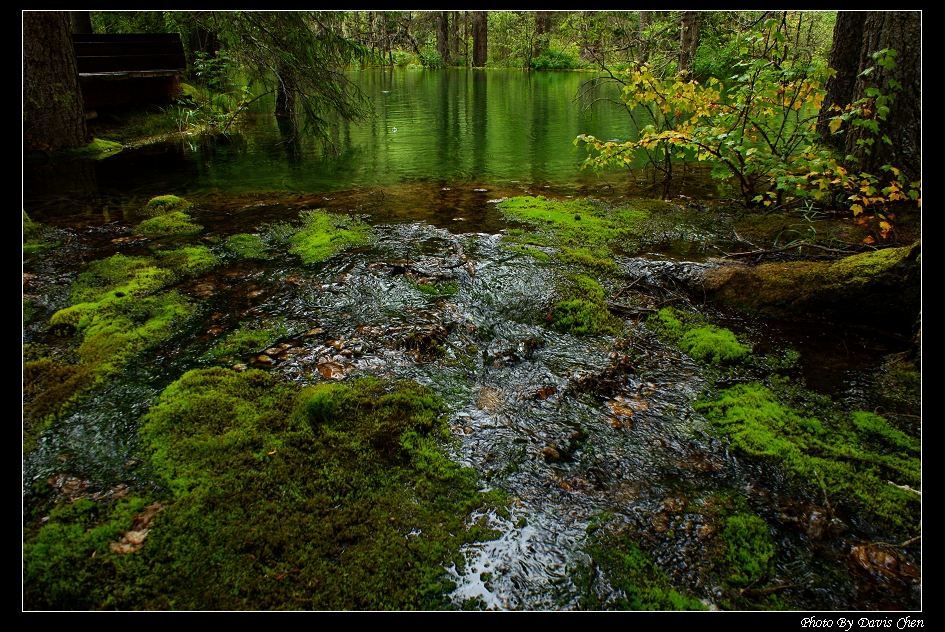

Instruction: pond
[23,69,920,611]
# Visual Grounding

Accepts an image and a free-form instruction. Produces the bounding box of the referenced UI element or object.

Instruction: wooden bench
[73,33,186,109]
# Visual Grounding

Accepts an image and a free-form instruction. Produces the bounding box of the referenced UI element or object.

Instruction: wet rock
[232,363,248,371]
[476,387,504,413]
[541,445,562,462]
[47,474,88,501]
[254,354,275,366]
[303,327,325,337]
[533,386,557,400]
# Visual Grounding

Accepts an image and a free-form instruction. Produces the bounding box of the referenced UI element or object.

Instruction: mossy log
[701,242,920,330]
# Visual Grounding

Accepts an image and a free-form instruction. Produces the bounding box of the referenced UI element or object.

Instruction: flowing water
[23,69,919,610]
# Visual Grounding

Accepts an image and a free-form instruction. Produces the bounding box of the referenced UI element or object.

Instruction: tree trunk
[679,11,701,76]
[817,12,866,144]
[700,242,920,332]
[24,11,88,152]
[275,69,296,120]
[844,11,921,181]
[70,11,93,34]
[436,11,450,66]
[449,11,460,59]
[472,11,488,67]
[639,11,652,63]
[534,11,552,59]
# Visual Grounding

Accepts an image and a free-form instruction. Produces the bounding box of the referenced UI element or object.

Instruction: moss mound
[551,274,621,336]
[647,307,751,365]
[224,233,268,260]
[24,371,503,609]
[143,195,192,217]
[135,211,203,238]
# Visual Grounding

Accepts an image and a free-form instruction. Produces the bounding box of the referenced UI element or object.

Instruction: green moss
[695,383,920,532]
[289,209,371,264]
[680,326,751,364]
[23,358,96,451]
[412,279,459,297]
[24,496,150,609]
[154,246,219,278]
[556,246,617,271]
[721,513,776,587]
[135,212,203,238]
[551,274,621,336]
[70,254,176,305]
[119,370,497,609]
[204,321,289,364]
[647,307,751,365]
[143,195,192,217]
[497,196,648,254]
[505,243,551,262]
[65,137,123,159]
[574,527,706,610]
[224,233,268,260]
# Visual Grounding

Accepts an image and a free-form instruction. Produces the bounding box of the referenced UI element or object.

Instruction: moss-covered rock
[65,137,123,160]
[695,383,920,532]
[154,245,219,278]
[289,209,371,264]
[411,279,459,298]
[24,370,505,609]
[143,195,192,217]
[135,211,203,238]
[702,242,920,330]
[23,211,59,257]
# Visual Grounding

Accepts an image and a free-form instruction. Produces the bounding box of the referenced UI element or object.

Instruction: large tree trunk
[472,11,488,67]
[436,11,450,66]
[844,11,921,181]
[70,11,93,34]
[700,242,920,332]
[639,11,652,63]
[533,11,552,59]
[24,11,88,152]
[816,12,866,144]
[679,11,701,76]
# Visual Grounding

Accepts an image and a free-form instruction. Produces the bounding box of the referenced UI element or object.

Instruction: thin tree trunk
[472,11,488,67]
[639,11,652,63]
[449,11,460,59]
[275,69,295,120]
[436,11,450,66]
[679,11,701,76]
[70,11,93,34]
[24,11,88,151]
[816,12,866,143]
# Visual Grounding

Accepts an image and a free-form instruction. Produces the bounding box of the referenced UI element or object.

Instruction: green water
[26,69,691,211]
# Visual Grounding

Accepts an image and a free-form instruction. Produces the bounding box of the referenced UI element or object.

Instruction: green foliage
[551,274,621,336]
[574,525,706,610]
[23,212,58,258]
[143,194,192,217]
[647,307,751,365]
[224,233,268,259]
[204,321,290,364]
[578,17,918,227]
[289,209,372,264]
[695,383,920,531]
[135,211,203,238]
[721,513,776,586]
[530,49,580,70]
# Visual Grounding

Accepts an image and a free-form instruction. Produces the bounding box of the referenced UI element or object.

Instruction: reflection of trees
[470,69,487,179]
[529,74,549,183]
